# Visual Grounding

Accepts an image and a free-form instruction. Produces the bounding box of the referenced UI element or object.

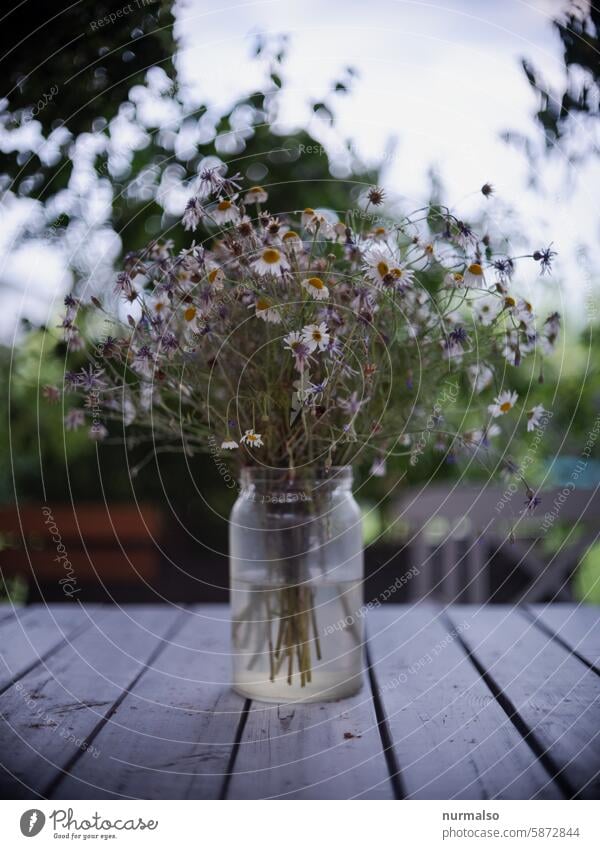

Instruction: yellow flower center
[303,207,315,216]
[262,248,281,264]
[307,277,325,290]
[468,263,483,276]
[500,401,512,413]
[247,433,257,442]
[283,230,299,241]
[154,301,165,312]
[249,186,264,194]
[208,268,222,284]
[453,273,464,283]
[504,296,516,308]
[390,267,402,279]
[256,297,271,311]
[377,261,389,277]
[184,306,196,322]
[217,200,232,211]
[312,331,323,341]
[374,227,386,235]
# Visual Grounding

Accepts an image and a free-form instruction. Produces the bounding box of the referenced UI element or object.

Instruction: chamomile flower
[443,271,465,287]
[205,266,225,290]
[469,364,494,393]
[301,276,329,300]
[252,296,281,323]
[475,295,502,326]
[252,247,289,277]
[464,263,486,287]
[488,390,518,418]
[515,298,535,327]
[370,226,388,241]
[244,185,268,204]
[212,199,239,225]
[364,248,414,289]
[301,208,317,228]
[283,331,311,371]
[302,322,330,352]
[282,230,302,251]
[241,429,263,448]
[527,404,548,432]
[221,439,239,450]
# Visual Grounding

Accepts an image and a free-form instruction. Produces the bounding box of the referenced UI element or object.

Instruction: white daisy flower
[221,439,239,450]
[370,226,388,242]
[464,262,486,287]
[206,266,225,290]
[252,247,289,277]
[244,185,268,204]
[515,298,535,327]
[527,404,548,432]
[251,296,281,323]
[282,230,303,251]
[468,364,494,393]
[283,331,311,371]
[301,276,329,300]
[302,322,330,353]
[488,390,518,418]
[364,248,414,288]
[212,199,240,225]
[443,271,465,287]
[241,429,263,448]
[475,295,502,326]
[302,208,334,237]
[301,207,317,228]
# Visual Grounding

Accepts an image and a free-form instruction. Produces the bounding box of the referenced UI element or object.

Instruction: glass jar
[229,466,364,703]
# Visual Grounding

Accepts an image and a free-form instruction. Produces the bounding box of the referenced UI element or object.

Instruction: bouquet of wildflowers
[49,169,559,687]
[54,169,558,489]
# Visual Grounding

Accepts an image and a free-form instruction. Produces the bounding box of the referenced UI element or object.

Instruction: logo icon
[19,810,45,837]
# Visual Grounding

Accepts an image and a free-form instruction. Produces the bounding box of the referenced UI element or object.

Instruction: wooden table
[1,603,599,800]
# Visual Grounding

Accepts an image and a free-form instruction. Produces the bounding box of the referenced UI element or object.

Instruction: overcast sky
[1,0,597,340]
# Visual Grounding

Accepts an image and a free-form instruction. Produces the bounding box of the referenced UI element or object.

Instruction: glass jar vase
[229,466,364,702]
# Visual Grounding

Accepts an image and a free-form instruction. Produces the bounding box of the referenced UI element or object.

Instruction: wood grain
[447,606,600,798]
[52,607,246,799]
[369,605,561,799]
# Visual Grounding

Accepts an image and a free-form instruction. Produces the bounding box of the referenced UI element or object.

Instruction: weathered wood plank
[529,604,600,672]
[369,605,561,799]
[52,606,246,799]
[227,672,394,799]
[0,604,99,693]
[447,606,600,799]
[0,605,184,798]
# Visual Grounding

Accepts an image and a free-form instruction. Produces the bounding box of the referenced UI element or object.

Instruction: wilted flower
[241,429,263,448]
[221,439,239,450]
[244,186,268,204]
[527,404,548,432]
[301,276,329,300]
[253,247,289,276]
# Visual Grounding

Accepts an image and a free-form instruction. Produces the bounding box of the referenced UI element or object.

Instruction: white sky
[1,0,598,340]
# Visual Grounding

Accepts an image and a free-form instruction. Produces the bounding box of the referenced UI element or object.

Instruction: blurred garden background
[1,0,599,606]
